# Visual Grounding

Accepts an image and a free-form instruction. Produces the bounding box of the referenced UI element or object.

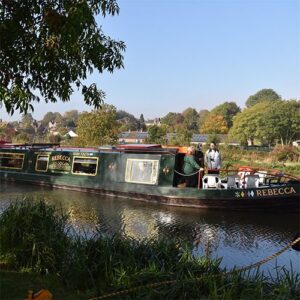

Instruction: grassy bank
[219,145,300,177]
[1,200,299,299]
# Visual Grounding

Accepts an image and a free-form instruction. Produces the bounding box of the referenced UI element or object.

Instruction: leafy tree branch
[0,0,125,114]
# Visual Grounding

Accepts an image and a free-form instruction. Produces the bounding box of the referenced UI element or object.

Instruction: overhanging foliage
[0,0,125,114]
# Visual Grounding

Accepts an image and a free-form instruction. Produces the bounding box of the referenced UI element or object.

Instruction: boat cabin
[0,143,179,187]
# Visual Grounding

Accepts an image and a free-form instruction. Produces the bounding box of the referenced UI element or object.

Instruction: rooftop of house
[119,131,149,140]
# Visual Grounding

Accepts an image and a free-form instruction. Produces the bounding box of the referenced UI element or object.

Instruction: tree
[146,125,168,144]
[137,114,146,131]
[48,134,62,144]
[58,127,69,136]
[0,122,18,142]
[139,113,145,124]
[230,100,300,146]
[116,110,139,131]
[263,100,300,146]
[161,112,184,130]
[0,0,125,114]
[198,109,210,129]
[21,113,34,129]
[75,105,118,146]
[41,112,62,126]
[168,126,192,146]
[200,114,228,134]
[229,102,275,146]
[63,110,79,127]
[245,89,281,108]
[210,102,241,128]
[206,133,221,145]
[182,108,199,131]
[20,113,36,136]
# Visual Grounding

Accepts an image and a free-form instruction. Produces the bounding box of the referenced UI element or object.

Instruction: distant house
[145,118,161,127]
[191,134,239,146]
[190,134,209,144]
[119,131,148,144]
[165,133,209,145]
[292,140,300,147]
[66,130,78,138]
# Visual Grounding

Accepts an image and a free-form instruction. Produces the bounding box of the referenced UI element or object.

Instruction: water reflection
[0,182,299,273]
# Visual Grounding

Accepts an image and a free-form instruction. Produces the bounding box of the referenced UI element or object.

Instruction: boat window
[35,155,49,172]
[0,153,25,170]
[72,157,98,176]
[125,159,159,185]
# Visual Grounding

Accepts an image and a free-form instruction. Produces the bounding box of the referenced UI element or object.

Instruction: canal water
[1,182,299,275]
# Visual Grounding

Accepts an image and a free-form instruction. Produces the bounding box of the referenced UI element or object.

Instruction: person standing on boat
[205,142,221,174]
[194,143,204,187]
[194,143,204,168]
[183,146,201,187]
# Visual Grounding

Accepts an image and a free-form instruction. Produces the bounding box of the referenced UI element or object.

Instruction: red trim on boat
[117,144,162,149]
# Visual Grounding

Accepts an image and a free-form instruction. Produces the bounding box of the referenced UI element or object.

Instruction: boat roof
[0,143,179,154]
[117,144,161,149]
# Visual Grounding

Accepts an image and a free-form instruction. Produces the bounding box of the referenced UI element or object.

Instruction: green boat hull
[1,170,299,212]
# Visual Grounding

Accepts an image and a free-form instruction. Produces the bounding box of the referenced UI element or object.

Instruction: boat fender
[238,167,254,180]
[25,289,53,300]
[238,172,245,180]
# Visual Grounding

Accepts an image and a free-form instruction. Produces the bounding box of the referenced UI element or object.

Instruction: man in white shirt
[205,142,221,174]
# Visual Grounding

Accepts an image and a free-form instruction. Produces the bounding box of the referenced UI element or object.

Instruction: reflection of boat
[0,143,299,211]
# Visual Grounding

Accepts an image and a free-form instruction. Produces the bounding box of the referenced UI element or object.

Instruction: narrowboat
[0,143,299,211]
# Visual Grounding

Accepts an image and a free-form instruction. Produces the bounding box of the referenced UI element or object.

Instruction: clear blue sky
[1,0,299,121]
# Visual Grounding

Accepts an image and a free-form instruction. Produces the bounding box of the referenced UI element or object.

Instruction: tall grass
[0,199,299,299]
[0,199,70,272]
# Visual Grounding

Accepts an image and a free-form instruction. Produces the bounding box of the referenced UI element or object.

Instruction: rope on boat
[88,236,300,300]
[174,169,202,177]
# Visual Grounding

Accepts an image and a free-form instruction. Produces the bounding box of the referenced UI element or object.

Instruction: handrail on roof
[0,142,179,154]
[0,143,60,149]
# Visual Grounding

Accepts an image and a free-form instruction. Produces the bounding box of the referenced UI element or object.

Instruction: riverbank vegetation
[219,145,300,176]
[1,200,299,299]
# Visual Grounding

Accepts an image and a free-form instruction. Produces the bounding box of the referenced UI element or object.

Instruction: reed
[0,199,299,299]
[0,198,70,273]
